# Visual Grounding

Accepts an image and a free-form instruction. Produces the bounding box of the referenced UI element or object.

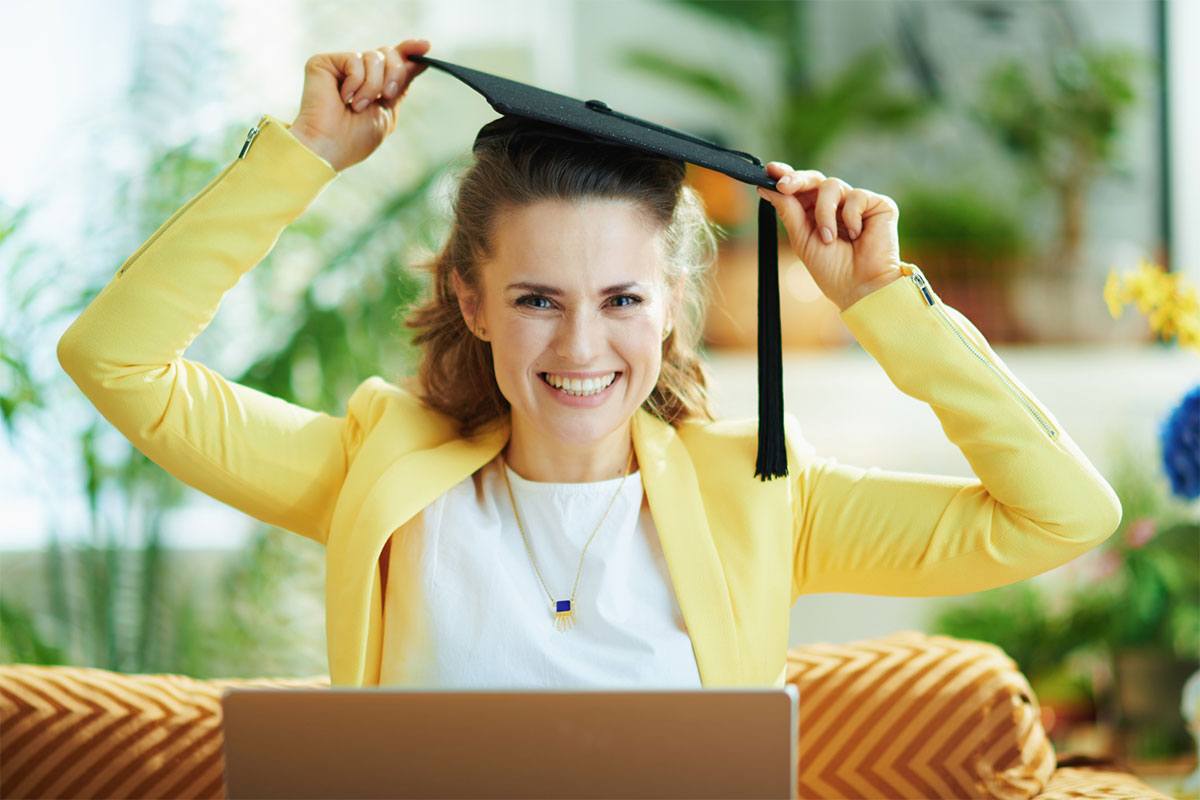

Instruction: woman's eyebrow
[505,281,644,296]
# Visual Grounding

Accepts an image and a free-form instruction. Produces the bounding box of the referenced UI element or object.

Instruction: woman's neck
[503,416,637,483]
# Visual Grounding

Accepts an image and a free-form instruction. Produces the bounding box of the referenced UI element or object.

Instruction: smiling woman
[405,122,721,484]
[55,44,1122,691]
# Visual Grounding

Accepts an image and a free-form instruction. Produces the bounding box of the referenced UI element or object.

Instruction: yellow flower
[1102,259,1200,354]
[1179,315,1200,352]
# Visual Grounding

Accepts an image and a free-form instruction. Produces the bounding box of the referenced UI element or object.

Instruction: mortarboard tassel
[756,198,788,481]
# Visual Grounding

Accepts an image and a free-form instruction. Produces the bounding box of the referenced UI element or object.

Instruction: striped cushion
[786,630,1054,799]
[0,665,326,799]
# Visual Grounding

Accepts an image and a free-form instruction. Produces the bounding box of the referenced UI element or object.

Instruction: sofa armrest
[785,630,1055,799]
[0,664,327,799]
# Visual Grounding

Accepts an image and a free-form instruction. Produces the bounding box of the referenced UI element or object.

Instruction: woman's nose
[553,311,604,363]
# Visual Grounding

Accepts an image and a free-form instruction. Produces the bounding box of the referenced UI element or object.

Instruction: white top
[378,453,703,688]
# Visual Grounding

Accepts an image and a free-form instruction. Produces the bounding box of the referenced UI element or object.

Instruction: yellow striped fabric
[0,665,326,799]
[786,630,1055,799]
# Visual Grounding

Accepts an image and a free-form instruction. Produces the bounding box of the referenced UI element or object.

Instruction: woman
[57,39,1122,690]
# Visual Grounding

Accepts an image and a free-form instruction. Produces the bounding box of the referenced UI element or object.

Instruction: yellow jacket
[57,114,1122,689]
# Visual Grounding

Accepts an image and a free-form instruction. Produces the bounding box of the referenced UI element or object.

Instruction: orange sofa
[0,630,1170,799]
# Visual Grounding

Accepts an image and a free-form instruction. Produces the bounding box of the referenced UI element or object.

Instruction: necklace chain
[500,446,636,631]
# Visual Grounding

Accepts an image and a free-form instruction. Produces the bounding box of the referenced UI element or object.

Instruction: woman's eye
[517,295,554,309]
[610,294,643,308]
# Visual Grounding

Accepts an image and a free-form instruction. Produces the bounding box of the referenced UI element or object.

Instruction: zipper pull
[899,262,936,306]
[238,114,270,159]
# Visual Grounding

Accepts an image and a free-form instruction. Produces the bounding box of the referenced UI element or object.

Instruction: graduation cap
[410,53,788,480]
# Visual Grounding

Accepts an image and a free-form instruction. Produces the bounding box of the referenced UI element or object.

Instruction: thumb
[757,187,812,247]
[380,39,432,112]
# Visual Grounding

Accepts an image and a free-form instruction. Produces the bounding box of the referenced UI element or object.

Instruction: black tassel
[755,197,788,480]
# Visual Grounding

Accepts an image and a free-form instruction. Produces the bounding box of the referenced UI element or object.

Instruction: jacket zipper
[238,114,269,159]
[903,263,1059,440]
[117,116,268,278]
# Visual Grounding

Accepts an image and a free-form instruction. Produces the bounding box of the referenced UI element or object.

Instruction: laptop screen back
[222,686,798,799]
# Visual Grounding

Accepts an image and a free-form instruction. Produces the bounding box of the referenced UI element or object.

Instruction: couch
[0,630,1170,799]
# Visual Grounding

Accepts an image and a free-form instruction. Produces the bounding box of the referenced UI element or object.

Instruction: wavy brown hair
[403,121,723,438]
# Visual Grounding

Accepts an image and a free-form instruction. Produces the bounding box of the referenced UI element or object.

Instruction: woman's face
[456,197,673,447]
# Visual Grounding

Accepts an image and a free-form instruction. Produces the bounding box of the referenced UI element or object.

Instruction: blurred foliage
[624,0,935,175]
[1073,435,1200,660]
[967,42,1148,271]
[970,45,1146,195]
[895,182,1031,284]
[633,1,1152,308]
[0,101,451,677]
[931,581,1072,686]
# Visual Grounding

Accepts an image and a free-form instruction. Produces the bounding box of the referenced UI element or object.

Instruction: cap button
[585,99,610,111]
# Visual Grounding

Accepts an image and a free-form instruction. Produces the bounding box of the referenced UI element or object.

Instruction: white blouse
[378,453,703,688]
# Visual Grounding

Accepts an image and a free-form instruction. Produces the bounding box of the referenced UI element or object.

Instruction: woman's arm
[789,265,1122,603]
[56,114,362,547]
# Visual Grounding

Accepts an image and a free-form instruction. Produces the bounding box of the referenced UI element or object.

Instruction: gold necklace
[500,446,636,631]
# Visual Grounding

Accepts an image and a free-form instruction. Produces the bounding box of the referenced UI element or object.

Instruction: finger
[842,188,871,240]
[337,52,366,105]
[765,161,794,180]
[379,45,405,100]
[381,39,431,109]
[352,49,386,111]
[774,169,825,203]
[814,177,850,244]
[757,186,814,246]
[399,38,431,79]
[863,192,900,226]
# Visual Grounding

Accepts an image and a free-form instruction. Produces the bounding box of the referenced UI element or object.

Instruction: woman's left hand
[757,162,905,312]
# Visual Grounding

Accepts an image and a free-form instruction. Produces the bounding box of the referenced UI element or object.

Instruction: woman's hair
[403,122,722,438]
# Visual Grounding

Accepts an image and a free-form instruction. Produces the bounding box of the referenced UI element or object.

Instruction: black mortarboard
[410,53,788,480]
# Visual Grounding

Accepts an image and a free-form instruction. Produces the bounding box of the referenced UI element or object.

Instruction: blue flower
[1160,384,1200,501]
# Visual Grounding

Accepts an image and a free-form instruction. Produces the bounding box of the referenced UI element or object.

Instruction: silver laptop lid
[221,686,799,799]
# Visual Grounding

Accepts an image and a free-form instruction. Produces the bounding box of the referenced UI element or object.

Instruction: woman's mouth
[538,371,621,406]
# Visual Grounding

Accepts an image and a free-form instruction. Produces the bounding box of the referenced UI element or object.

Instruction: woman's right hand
[289,39,432,173]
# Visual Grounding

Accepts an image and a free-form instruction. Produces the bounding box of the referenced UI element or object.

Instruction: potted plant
[894,182,1031,342]
[970,43,1149,342]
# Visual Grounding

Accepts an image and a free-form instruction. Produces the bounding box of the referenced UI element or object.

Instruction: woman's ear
[451,269,488,340]
[663,282,684,340]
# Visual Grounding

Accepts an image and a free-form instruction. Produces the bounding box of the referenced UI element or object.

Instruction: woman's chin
[535,401,626,432]
[522,392,633,436]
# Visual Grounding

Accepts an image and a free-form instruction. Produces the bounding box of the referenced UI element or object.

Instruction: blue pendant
[553,599,575,631]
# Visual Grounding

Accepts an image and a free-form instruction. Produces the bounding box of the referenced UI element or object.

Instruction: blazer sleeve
[789,264,1122,603]
[56,113,363,547]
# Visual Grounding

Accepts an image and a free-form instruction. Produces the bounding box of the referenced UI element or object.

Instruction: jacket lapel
[632,408,742,687]
[326,413,511,685]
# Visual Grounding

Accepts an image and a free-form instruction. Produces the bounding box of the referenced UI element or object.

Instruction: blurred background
[1,0,1197,788]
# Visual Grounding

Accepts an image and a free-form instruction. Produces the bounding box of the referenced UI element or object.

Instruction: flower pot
[898,247,1026,343]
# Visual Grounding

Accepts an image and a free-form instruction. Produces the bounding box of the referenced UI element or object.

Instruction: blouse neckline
[500,457,641,496]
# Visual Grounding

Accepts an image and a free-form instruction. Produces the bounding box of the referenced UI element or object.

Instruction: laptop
[221,685,799,799]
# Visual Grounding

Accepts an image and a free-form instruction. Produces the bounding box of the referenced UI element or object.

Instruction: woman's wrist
[837,266,905,312]
[288,122,341,172]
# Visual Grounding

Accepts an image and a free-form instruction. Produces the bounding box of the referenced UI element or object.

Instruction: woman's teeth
[542,372,618,396]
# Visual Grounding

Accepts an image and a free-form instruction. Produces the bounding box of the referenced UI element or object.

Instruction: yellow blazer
[57,114,1123,689]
